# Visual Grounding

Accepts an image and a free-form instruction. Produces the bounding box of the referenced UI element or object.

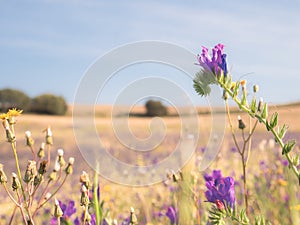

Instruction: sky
[1,0,300,107]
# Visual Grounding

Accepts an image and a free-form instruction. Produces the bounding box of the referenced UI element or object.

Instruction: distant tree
[0,88,31,112]
[145,99,168,117]
[30,94,68,115]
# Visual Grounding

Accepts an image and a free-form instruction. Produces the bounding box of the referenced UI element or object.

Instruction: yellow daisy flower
[0,113,8,120]
[7,108,23,117]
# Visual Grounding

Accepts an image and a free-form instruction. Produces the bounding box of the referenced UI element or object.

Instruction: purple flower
[204,170,235,208]
[166,206,177,225]
[197,44,228,76]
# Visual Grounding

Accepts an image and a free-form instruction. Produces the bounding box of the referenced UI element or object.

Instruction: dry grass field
[1,103,300,224]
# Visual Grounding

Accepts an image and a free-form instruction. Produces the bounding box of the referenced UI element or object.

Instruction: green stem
[219,80,299,179]
[93,165,101,225]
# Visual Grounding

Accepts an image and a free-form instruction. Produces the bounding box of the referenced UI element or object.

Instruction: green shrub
[145,99,168,117]
[0,88,31,112]
[30,94,68,115]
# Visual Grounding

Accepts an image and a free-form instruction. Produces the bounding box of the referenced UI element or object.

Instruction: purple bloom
[204,170,235,208]
[197,44,228,76]
[166,206,177,225]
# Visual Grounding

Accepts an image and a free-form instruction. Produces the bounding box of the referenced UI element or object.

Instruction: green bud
[293,154,299,167]
[278,124,289,140]
[5,127,15,143]
[282,140,296,155]
[261,103,268,120]
[250,97,257,114]
[241,91,248,107]
[269,112,278,129]
[253,84,259,93]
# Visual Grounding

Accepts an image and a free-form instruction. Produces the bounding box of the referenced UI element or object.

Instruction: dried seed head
[53,198,63,218]
[25,131,31,138]
[80,171,90,188]
[68,157,75,165]
[54,161,61,172]
[57,149,64,156]
[45,192,51,200]
[12,172,21,191]
[38,142,45,158]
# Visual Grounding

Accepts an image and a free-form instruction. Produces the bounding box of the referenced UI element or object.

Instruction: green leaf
[269,112,278,128]
[277,124,288,139]
[193,70,218,96]
[282,140,296,155]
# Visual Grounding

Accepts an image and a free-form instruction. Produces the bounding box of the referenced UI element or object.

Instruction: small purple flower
[166,206,177,225]
[197,44,228,77]
[204,170,235,208]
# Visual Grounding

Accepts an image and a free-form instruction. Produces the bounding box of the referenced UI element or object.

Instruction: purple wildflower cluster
[204,170,235,209]
[197,43,228,77]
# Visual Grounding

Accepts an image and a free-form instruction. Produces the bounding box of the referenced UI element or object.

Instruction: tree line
[0,88,68,115]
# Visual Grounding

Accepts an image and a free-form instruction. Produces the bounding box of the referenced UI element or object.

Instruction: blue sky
[1,0,300,106]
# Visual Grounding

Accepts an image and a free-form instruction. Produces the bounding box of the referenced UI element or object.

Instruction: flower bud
[38,142,45,158]
[25,131,34,147]
[80,185,89,206]
[38,160,48,175]
[253,84,259,93]
[24,160,37,183]
[56,149,66,167]
[130,207,138,224]
[261,103,268,120]
[12,172,21,191]
[53,198,63,218]
[45,127,53,145]
[80,171,90,188]
[238,115,246,130]
[222,90,229,100]
[240,79,247,89]
[65,157,75,175]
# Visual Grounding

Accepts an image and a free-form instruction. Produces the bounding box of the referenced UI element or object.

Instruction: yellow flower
[290,204,300,211]
[7,108,23,117]
[0,113,8,120]
[277,178,287,186]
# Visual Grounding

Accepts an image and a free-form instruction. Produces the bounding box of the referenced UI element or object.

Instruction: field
[1,103,300,224]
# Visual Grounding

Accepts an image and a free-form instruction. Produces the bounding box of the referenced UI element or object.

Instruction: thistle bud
[80,171,90,188]
[24,160,37,183]
[130,207,138,224]
[38,160,48,175]
[12,172,21,191]
[80,185,89,206]
[238,115,246,130]
[253,84,259,93]
[25,131,34,147]
[45,127,53,145]
[38,142,45,158]
[0,164,7,184]
[53,198,63,218]
[65,157,74,175]
[48,170,57,181]
[240,79,247,90]
[56,149,66,167]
